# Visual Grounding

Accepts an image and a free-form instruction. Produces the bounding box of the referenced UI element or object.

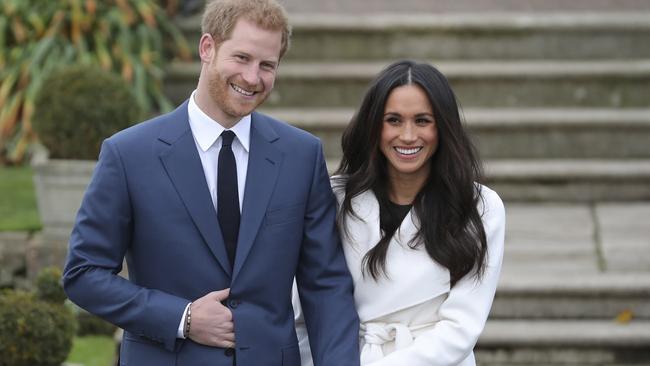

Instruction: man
[62,1,360,365]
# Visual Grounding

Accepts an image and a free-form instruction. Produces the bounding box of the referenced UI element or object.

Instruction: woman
[293,60,505,365]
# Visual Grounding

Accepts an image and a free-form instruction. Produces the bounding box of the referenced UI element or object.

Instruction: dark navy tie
[218,130,240,268]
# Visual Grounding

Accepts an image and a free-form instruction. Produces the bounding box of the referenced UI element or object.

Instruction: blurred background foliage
[0,0,191,165]
[33,64,143,159]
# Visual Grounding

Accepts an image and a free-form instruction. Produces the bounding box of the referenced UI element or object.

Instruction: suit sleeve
[367,188,506,366]
[294,142,360,366]
[62,139,188,351]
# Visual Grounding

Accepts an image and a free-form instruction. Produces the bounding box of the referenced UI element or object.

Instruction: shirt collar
[187,90,251,152]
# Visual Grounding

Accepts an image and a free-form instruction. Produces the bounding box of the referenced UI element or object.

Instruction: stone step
[325,158,650,201]
[597,203,650,273]
[280,0,650,14]
[165,60,650,108]
[259,107,650,159]
[502,202,650,273]
[476,319,650,365]
[492,274,650,319]
[485,159,650,201]
[501,202,603,275]
[177,13,650,60]
[181,0,650,14]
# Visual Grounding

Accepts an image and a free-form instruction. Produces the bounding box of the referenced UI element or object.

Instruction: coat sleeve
[294,142,360,366]
[367,188,506,366]
[62,139,188,352]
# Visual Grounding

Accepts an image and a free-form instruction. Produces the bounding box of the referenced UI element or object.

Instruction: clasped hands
[187,288,236,349]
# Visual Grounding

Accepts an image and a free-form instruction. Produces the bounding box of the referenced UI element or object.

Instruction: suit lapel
[233,113,281,282]
[157,101,232,276]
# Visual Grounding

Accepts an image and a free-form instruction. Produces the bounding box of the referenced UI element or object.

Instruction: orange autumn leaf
[615,309,634,324]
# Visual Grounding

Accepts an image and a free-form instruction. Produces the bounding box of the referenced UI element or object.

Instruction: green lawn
[66,335,116,366]
[0,166,41,231]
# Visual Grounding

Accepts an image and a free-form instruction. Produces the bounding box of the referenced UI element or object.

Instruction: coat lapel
[157,101,232,276]
[232,112,281,282]
[344,189,451,321]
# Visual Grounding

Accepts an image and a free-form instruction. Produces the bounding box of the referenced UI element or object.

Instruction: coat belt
[360,321,436,363]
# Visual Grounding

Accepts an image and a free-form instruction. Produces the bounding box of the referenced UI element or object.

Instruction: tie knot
[221,130,235,147]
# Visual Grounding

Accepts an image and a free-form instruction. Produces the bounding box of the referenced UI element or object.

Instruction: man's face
[203,18,282,126]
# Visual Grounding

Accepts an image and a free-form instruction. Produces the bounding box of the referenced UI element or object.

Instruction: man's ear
[199,34,216,63]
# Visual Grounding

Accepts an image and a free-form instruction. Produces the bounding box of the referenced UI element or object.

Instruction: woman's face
[380,84,438,183]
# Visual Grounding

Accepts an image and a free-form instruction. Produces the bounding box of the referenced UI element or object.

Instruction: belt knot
[360,322,414,364]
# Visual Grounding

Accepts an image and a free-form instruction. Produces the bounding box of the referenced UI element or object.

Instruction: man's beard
[207,71,269,121]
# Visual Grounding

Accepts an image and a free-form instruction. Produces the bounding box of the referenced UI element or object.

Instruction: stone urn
[28,64,141,278]
[30,154,96,277]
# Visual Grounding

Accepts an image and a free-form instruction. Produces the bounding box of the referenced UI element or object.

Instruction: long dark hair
[334,60,487,286]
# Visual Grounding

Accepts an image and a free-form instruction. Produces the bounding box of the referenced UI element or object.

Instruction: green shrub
[0,288,76,366]
[32,65,142,160]
[35,266,66,304]
[39,267,116,337]
[76,310,117,336]
[0,0,190,164]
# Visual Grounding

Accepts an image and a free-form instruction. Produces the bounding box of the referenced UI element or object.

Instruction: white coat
[294,182,505,366]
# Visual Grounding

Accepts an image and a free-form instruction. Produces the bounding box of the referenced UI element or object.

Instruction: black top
[379,200,412,237]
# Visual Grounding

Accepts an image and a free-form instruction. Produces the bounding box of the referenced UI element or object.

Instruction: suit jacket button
[224,348,235,357]
[228,299,240,309]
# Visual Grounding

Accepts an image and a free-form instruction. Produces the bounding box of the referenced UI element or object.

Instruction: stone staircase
[483,201,650,365]
[479,200,650,365]
[478,319,650,366]
[167,3,650,365]
[171,11,650,202]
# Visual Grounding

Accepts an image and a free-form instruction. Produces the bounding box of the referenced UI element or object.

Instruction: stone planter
[0,231,31,288]
[31,157,95,276]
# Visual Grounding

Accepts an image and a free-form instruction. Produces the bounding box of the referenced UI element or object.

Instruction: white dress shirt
[177,91,252,338]
[187,90,250,211]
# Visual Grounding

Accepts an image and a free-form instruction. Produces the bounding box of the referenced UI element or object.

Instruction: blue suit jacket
[63,101,360,366]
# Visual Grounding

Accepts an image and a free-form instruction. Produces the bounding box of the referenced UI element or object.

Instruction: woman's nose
[399,122,417,142]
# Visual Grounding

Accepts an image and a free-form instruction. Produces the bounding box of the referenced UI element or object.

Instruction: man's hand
[188,288,235,348]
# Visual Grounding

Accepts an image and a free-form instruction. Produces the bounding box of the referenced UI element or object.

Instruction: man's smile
[231,83,256,96]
